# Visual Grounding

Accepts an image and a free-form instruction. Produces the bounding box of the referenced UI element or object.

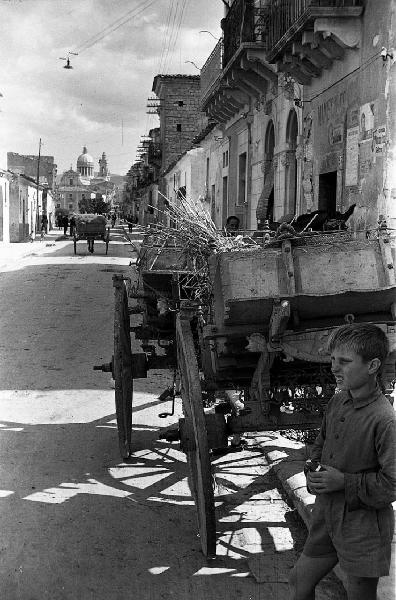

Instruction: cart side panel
[293,242,386,294]
[210,239,395,326]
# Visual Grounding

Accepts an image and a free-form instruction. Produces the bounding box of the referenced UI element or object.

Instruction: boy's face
[330,345,379,396]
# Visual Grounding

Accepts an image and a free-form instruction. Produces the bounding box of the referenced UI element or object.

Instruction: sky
[0,0,224,176]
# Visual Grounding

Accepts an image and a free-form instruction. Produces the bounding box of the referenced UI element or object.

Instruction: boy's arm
[309,412,326,463]
[344,418,396,510]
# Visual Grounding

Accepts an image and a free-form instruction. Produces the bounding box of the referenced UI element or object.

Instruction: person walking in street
[69,214,76,237]
[289,323,396,600]
[41,214,48,234]
[111,214,116,228]
[127,214,133,233]
[62,215,69,236]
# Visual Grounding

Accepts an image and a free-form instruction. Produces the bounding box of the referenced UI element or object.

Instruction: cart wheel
[73,234,77,255]
[176,314,216,558]
[113,275,133,459]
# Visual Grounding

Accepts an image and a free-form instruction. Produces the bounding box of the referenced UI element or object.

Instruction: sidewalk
[0,228,69,269]
[256,432,395,599]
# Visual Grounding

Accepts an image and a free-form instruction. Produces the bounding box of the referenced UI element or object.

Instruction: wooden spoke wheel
[113,275,133,459]
[176,314,216,558]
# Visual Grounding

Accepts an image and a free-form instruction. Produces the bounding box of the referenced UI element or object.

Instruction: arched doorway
[285,110,298,215]
[256,120,275,227]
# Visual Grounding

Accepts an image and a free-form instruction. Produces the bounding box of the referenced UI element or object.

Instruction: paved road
[0,226,346,599]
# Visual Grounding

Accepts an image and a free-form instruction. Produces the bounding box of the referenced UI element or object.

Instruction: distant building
[7,152,57,189]
[1,169,55,241]
[57,147,117,214]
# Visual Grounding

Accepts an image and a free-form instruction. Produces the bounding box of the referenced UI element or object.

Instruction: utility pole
[36,138,42,233]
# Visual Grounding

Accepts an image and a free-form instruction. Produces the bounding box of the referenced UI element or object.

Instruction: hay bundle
[139,192,259,305]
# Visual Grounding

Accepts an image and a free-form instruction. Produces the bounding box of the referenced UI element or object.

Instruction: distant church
[57,147,116,213]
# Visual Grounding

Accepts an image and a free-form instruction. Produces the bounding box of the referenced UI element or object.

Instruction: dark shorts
[303,500,394,578]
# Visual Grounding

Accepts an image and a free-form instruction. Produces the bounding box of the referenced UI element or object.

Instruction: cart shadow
[0,415,349,599]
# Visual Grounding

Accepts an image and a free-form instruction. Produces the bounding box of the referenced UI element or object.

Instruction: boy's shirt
[310,387,396,510]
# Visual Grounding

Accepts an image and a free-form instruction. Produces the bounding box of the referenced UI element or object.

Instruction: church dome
[77,146,94,166]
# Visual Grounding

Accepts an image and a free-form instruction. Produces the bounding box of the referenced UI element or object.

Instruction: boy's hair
[327,323,389,368]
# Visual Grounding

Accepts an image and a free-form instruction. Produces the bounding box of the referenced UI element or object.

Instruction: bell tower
[98,152,110,180]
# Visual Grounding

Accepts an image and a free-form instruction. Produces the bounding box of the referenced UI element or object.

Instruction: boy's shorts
[303,499,394,578]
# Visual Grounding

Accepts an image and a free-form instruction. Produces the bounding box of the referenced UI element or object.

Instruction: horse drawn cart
[73,214,110,255]
[95,222,396,558]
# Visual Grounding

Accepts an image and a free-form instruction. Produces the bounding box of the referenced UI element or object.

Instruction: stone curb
[262,442,395,599]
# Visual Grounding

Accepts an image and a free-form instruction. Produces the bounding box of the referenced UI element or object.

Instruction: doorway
[318,171,337,217]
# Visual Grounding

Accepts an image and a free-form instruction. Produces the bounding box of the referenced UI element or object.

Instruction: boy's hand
[307,465,345,494]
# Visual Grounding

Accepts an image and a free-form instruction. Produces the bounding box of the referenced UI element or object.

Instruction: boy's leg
[346,576,378,600]
[289,553,338,600]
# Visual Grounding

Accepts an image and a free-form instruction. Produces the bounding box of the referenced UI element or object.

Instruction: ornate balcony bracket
[284,53,321,78]
[220,89,245,111]
[229,70,261,99]
[276,60,312,86]
[245,50,278,84]
[292,42,332,70]
[223,88,250,107]
[314,17,361,49]
[201,42,276,123]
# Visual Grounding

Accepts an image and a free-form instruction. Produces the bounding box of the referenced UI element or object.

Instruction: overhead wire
[72,0,158,55]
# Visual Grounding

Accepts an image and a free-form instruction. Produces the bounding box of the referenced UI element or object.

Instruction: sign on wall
[345,126,359,186]
[359,102,375,141]
[373,125,386,157]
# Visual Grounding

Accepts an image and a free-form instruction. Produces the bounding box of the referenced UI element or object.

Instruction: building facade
[198,0,396,232]
[57,147,117,214]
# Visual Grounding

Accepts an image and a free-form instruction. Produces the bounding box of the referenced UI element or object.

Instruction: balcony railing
[200,39,223,104]
[221,0,362,67]
[262,0,362,53]
[222,0,257,67]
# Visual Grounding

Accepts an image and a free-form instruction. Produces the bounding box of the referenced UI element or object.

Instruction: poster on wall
[345,126,359,186]
[373,125,386,157]
[359,102,375,140]
[359,139,374,179]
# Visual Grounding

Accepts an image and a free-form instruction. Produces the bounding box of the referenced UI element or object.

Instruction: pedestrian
[57,214,62,229]
[69,214,76,237]
[127,214,133,233]
[289,323,396,600]
[111,214,116,228]
[62,215,69,236]
[41,214,48,234]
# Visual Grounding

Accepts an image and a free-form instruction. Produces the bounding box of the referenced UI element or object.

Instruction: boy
[289,323,396,600]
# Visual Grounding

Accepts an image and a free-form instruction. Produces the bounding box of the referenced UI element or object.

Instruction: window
[223,150,229,168]
[237,152,247,206]
[69,203,73,209]
[69,178,73,186]
[69,193,73,199]
[177,101,184,107]
[56,203,61,208]
[176,124,182,132]
[206,157,210,192]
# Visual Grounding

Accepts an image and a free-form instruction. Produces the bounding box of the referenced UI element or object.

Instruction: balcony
[262,0,363,84]
[200,39,223,108]
[200,0,277,124]
[200,0,364,118]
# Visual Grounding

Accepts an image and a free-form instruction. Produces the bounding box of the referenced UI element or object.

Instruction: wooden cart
[95,227,396,558]
[73,214,110,255]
